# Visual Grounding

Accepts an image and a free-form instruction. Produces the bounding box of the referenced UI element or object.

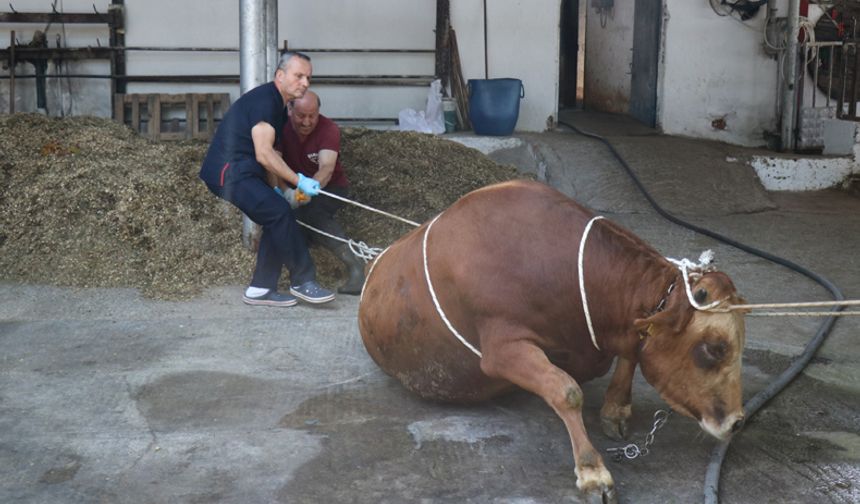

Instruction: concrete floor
[2,111,859,504]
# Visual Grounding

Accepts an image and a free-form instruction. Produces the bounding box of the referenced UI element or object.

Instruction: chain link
[605,409,671,462]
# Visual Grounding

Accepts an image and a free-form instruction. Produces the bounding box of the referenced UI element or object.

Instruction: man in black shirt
[200,51,334,307]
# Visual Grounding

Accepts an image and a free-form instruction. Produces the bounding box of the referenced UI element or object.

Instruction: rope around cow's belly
[422,212,483,358]
[579,216,606,351]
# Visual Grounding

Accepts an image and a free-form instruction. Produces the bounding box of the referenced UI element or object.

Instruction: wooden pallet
[114,93,230,140]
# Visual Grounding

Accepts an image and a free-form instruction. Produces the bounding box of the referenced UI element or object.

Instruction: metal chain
[605,409,671,462]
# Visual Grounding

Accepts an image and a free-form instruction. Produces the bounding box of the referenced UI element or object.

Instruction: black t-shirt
[199,81,286,186]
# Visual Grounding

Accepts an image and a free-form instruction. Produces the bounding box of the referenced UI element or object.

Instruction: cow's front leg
[600,356,636,440]
[480,332,617,504]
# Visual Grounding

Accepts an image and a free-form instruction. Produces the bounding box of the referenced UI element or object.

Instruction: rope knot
[667,250,723,311]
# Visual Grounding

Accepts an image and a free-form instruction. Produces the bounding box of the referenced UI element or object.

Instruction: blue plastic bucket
[468,78,524,136]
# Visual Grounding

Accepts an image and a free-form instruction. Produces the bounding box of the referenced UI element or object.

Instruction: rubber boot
[335,244,366,295]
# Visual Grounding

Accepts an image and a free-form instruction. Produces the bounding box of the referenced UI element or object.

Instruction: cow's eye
[706,341,727,361]
[693,341,727,370]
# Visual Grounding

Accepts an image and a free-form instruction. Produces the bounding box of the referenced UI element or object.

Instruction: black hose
[557,120,845,504]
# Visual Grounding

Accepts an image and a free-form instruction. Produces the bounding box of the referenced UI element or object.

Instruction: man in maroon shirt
[279,90,364,294]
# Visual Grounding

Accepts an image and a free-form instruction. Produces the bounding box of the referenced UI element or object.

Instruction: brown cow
[358,180,746,503]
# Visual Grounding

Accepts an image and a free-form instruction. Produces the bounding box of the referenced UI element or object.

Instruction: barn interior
[1,2,859,504]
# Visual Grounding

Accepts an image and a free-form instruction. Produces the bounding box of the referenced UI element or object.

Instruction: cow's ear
[635,296,695,337]
[634,309,674,336]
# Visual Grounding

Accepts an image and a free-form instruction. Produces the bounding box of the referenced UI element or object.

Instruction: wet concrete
[1,111,859,503]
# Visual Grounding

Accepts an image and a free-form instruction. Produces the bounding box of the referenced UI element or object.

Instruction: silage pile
[0,114,523,299]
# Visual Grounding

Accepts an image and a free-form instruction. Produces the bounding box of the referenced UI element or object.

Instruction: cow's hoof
[584,485,618,504]
[601,414,629,441]
[576,463,617,504]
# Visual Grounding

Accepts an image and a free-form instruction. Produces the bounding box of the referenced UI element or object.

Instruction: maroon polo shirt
[281,115,348,188]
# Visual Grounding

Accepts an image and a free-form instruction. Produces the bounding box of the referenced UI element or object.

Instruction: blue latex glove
[296,173,320,197]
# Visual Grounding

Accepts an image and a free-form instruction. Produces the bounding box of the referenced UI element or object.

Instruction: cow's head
[634,271,747,440]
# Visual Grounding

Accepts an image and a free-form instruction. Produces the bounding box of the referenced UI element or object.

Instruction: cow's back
[359,180,603,401]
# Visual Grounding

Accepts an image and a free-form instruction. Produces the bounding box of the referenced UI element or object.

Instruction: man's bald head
[292,90,321,113]
[290,90,322,140]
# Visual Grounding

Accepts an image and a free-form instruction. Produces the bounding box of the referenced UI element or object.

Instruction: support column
[781,0,801,152]
[240,0,279,249]
[240,0,267,94]
[265,0,279,77]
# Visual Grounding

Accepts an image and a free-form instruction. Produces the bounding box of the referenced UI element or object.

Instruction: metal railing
[795,39,860,150]
[801,40,860,119]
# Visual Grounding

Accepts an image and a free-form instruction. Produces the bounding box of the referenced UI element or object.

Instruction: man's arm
[251,121,299,186]
[314,149,338,188]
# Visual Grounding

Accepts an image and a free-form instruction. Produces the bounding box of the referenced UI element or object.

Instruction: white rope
[296,220,383,263]
[359,245,390,303]
[295,189,416,263]
[728,300,860,310]
[422,213,482,358]
[666,252,860,317]
[747,311,860,317]
[319,189,420,227]
[578,216,605,351]
[666,251,724,311]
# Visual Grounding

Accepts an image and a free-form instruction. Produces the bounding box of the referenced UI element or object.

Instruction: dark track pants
[207,176,315,290]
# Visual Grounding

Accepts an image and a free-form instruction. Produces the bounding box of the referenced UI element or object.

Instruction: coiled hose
[557,120,846,504]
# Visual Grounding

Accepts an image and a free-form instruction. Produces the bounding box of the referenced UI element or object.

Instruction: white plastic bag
[399,79,445,135]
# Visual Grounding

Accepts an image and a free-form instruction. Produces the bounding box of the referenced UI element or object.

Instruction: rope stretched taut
[322,188,860,319]
[667,251,860,317]
[295,188,418,263]
[297,189,420,263]
[724,298,860,317]
[319,189,420,227]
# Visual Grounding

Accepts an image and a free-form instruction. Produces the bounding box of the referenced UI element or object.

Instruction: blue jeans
[206,176,315,289]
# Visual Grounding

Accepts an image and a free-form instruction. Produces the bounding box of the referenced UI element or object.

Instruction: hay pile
[0,114,523,299]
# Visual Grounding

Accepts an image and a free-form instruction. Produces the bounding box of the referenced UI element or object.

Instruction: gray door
[630,0,662,127]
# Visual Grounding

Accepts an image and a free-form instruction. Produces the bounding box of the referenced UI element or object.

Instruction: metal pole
[265,0,278,78]
[9,31,14,114]
[239,0,268,249]
[781,0,801,151]
[483,0,488,79]
[435,0,450,85]
[240,0,267,94]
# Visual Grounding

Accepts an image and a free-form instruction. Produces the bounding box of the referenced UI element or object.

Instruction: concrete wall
[124,0,436,121]
[583,1,784,147]
[583,0,635,114]
[0,0,113,116]
[450,0,562,132]
[7,0,844,151]
[1,0,562,132]
[659,1,780,147]
[1,0,436,120]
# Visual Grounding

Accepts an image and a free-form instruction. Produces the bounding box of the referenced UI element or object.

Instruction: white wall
[5,0,840,149]
[0,0,113,116]
[1,0,437,120]
[3,0,561,132]
[125,0,436,120]
[659,1,780,147]
[581,1,791,148]
[583,1,635,113]
[451,0,562,132]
